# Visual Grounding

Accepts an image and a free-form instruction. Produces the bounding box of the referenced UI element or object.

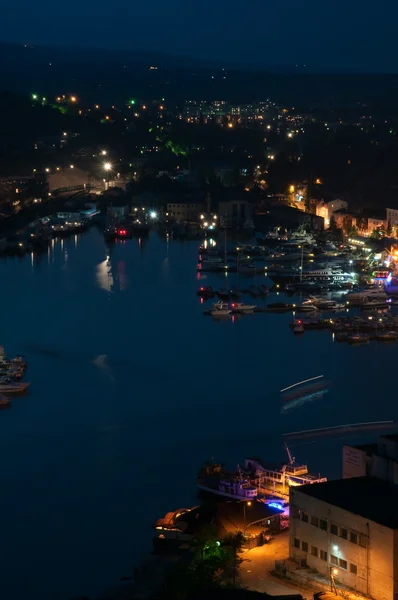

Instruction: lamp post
[243,500,252,530]
[103,162,112,190]
[329,566,338,595]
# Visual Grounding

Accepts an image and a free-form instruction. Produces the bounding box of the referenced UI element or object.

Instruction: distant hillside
[1,42,398,108]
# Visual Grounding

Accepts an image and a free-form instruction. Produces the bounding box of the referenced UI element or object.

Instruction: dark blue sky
[1,0,397,71]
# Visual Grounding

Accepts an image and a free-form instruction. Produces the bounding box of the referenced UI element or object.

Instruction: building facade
[386,208,398,228]
[166,201,205,221]
[289,477,398,600]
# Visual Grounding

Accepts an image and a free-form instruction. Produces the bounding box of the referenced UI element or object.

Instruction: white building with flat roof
[289,476,398,600]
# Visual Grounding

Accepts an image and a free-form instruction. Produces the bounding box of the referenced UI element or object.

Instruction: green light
[32,94,38,100]
[130,99,136,105]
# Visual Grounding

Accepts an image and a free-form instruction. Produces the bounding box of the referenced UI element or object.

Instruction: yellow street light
[70,96,77,103]
[104,162,112,171]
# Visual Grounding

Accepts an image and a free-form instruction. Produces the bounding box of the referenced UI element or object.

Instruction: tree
[222,531,245,588]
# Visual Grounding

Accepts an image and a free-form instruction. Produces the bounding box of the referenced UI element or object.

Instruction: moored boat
[231,302,257,314]
[210,302,231,317]
[0,381,30,393]
[197,462,260,501]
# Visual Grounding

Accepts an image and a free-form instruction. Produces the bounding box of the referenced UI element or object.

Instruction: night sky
[0,0,396,71]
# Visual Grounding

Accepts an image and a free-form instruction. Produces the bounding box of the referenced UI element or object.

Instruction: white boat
[210,301,231,317]
[296,303,318,313]
[306,297,345,311]
[346,287,388,303]
[231,302,257,314]
[361,298,389,309]
[0,381,30,393]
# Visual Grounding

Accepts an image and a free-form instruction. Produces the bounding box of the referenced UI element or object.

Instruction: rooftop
[293,476,398,529]
[380,433,398,443]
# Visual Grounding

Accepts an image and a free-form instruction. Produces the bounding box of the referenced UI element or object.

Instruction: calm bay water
[0,228,396,600]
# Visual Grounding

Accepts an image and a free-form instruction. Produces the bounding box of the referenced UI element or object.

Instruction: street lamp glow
[150,211,158,219]
[333,569,338,575]
[45,168,50,173]
[32,94,38,100]
[70,96,77,102]
[70,165,74,169]
[104,162,112,171]
[101,150,107,156]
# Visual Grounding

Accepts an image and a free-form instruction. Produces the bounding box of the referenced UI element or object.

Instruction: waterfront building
[315,199,348,228]
[166,199,205,221]
[343,433,398,483]
[386,208,398,229]
[289,476,398,599]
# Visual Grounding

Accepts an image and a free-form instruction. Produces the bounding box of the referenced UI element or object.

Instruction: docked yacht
[268,266,353,284]
[210,302,231,317]
[231,302,257,314]
[346,286,388,303]
[0,381,30,393]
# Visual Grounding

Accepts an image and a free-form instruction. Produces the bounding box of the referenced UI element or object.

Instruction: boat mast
[284,442,295,465]
[300,244,304,282]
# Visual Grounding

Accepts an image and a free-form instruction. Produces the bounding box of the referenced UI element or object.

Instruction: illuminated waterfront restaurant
[289,477,398,600]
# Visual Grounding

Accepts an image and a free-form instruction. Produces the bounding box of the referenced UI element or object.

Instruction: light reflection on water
[0,228,396,600]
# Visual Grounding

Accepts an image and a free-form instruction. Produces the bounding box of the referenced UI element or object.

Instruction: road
[239,531,312,599]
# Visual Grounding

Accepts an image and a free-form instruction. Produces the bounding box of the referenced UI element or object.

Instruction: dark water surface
[0,228,395,600]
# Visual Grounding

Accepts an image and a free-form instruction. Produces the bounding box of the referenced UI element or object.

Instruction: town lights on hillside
[101,150,107,156]
[150,211,158,219]
[227,122,233,128]
[70,96,77,103]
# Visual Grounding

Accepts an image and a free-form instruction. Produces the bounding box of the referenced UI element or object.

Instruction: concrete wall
[342,445,367,479]
[289,487,395,600]
[48,168,90,192]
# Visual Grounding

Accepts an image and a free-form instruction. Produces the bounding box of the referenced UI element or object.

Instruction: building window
[330,555,338,566]
[311,546,318,557]
[311,516,319,527]
[320,519,327,531]
[294,538,300,548]
[340,528,348,540]
[359,534,367,548]
[301,512,308,523]
[291,506,300,519]
[320,550,327,561]
[301,541,308,552]
[350,563,358,575]
[339,559,347,570]
[350,532,358,544]
[330,524,338,535]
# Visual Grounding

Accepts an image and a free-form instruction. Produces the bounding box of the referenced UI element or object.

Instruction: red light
[200,287,203,290]
[232,303,235,307]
